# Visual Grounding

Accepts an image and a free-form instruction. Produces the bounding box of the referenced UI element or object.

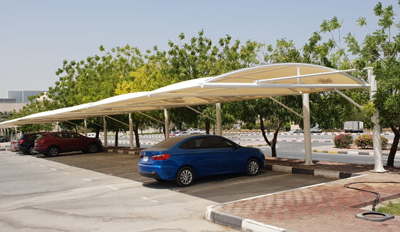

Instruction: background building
[0,90,45,113]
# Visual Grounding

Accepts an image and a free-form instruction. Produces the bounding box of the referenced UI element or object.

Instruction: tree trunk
[95,128,100,139]
[134,123,140,148]
[387,125,399,167]
[260,116,271,146]
[205,121,210,135]
[260,116,282,157]
[271,120,282,157]
[114,130,119,147]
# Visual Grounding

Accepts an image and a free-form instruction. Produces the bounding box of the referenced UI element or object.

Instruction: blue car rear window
[152,136,188,149]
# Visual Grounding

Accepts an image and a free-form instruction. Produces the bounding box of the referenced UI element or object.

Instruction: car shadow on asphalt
[141,172,254,189]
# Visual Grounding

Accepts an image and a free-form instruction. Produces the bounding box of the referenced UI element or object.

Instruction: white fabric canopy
[0,63,368,128]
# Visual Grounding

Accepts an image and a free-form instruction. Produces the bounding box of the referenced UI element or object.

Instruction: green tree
[115,62,167,146]
[342,1,400,166]
[159,30,263,132]
[48,45,145,144]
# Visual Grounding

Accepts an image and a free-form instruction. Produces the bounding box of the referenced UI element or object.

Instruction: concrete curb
[206,205,289,232]
[205,164,357,231]
[0,144,9,151]
[237,138,333,143]
[265,164,355,179]
[106,148,143,155]
[311,149,387,156]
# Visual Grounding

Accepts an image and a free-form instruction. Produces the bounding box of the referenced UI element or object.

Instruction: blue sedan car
[138,135,265,186]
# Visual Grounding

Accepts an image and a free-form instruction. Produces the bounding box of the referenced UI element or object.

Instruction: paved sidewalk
[207,158,400,232]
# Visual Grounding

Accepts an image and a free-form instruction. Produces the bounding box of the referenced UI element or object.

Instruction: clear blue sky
[0,0,395,98]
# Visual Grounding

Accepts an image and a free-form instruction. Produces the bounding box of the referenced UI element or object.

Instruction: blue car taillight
[152,154,171,161]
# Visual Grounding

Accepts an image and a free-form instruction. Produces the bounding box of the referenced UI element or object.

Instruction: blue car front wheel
[246,159,260,176]
[176,167,195,187]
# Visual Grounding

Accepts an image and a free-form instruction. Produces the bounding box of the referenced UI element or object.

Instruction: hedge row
[334,133,388,149]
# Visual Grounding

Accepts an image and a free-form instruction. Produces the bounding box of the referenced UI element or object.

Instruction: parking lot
[0,146,342,231]
[39,150,333,203]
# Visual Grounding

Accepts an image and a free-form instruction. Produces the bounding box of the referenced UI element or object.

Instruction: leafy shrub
[334,133,354,149]
[355,134,388,149]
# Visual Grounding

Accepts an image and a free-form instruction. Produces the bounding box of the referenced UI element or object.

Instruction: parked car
[7,138,19,152]
[310,127,322,133]
[34,131,103,157]
[18,132,45,154]
[138,135,265,186]
[0,135,10,142]
[175,131,189,136]
[289,129,303,133]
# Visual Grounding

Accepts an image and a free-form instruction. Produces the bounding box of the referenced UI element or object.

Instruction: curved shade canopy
[0,63,369,128]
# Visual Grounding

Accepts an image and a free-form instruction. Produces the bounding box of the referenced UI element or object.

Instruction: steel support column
[14,126,18,140]
[302,93,313,165]
[216,103,222,136]
[368,69,386,172]
[164,109,169,139]
[84,119,87,136]
[129,113,134,149]
[103,116,108,147]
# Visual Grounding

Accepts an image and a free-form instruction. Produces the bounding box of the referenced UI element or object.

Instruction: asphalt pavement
[0,150,235,232]
[1,132,400,232]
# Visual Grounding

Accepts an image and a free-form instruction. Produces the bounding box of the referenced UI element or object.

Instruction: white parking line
[142,197,158,203]
[106,185,119,190]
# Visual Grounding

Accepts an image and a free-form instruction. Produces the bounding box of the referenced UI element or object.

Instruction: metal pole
[298,65,313,165]
[103,116,108,147]
[84,119,87,136]
[186,106,216,122]
[302,93,313,165]
[335,89,363,110]
[129,113,134,149]
[216,103,222,136]
[164,109,169,139]
[105,115,129,127]
[368,69,386,172]
[137,112,164,124]
[268,97,304,119]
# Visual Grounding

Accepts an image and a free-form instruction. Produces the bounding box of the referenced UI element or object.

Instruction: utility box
[344,121,364,133]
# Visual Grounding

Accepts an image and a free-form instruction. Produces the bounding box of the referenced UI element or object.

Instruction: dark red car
[34,131,103,157]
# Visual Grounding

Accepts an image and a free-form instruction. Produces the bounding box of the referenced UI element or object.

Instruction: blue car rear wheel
[176,167,195,187]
